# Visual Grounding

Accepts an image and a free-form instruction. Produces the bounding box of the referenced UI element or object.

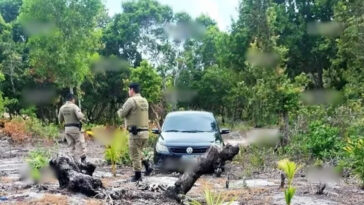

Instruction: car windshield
[162,113,217,132]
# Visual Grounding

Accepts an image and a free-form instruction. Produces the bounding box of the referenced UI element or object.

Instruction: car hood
[160,132,219,147]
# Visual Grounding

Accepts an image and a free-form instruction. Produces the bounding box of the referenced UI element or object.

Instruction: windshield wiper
[164,129,181,132]
[181,130,209,133]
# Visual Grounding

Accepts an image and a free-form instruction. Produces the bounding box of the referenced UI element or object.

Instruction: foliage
[333,0,364,100]
[0,0,22,23]
[81,56,130,124]
[284,186,296,205]
[277,159,300,205]
[3,117,59,142]
[0,0,363,189]
[104,129,130,176]
[102,0,174,67]
[344,138,364,186]
[234,144,276,177]
[0,92,5,115]
[147,132,158,147]
[18,0,103,89]
[24,117,59,140]
[277,159,300,186]
[26,148,50,182]
[129,60,163,104]
[190,188,235,205]
[303,121,342,160]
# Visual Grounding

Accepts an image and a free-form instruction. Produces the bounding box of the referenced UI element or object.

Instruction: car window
[162,114,217,132]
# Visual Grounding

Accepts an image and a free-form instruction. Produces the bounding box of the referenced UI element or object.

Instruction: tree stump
[49,155,102,196]
[165,144,240,200]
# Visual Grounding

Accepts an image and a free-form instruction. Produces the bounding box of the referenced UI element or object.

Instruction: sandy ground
[0,129,363,205]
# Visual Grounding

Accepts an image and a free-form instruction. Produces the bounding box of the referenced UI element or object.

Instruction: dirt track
[0,129,363,204]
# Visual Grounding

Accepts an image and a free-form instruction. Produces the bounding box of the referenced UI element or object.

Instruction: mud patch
[143,176,178,187]
[230,179,276,188]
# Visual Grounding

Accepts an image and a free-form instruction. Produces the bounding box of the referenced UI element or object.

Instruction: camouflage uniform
[58,101,86,159]
[117,94,149,172]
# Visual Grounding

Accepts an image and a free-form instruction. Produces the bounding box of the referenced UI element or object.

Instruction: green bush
[26,148,50,182]
[303,121,342,160]
[346,118,364,139]
[25,117,59,140]
[344,138,364,186]
[20,106,37,118]
[286,120,343,161]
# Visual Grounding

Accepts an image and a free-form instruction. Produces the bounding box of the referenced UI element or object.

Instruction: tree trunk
[165,144,240,200]
[276,112,290,151]
[10,66,15,94]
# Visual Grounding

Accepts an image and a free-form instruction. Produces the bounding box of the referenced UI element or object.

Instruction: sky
[102,0,240,31]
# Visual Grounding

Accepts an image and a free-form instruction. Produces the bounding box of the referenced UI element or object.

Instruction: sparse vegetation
[24,117,59,140]
[26,148,50,182]
[3,117,59,143]
[104,129,130,176]
[0,0,363,203]
[190,188,235,205]
[234,144,277,177]
[344,138,364,187]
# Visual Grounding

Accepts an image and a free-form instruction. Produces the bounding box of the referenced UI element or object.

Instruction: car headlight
[156,141,169,153]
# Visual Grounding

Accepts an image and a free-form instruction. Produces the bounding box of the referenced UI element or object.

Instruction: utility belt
[127,126,148,135]
[65,123,82,131]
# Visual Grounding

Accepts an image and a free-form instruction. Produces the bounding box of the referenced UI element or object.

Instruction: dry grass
[84,199,104,205]
[3,119,29,143]
[101,177,114,188]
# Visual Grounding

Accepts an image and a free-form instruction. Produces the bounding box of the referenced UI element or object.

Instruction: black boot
[142,160,153,176]
[130,171,142,182]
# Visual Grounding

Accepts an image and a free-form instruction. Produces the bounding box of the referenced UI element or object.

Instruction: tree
[0,70,5,114]
[333,0,364,101]
[0,14,20,115]
[81,56,130,123]
[0,0,22,23]
[102,0,173,67]
[18,0,103,93]
[129,60,162,104]
[268,0,339,88]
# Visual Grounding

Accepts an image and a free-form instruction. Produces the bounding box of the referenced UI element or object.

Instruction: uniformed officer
[58,93,87,162]
[117,83,152,182]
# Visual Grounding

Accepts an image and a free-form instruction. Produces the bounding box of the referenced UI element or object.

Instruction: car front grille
[169,147,209,154]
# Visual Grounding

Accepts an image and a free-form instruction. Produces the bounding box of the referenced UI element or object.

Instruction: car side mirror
[152,128,160,134]
[220,128,230,135]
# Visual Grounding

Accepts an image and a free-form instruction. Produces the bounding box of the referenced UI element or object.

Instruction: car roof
[166,111,214,118]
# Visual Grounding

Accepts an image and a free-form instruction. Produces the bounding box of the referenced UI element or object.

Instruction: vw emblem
[186,147,193,154]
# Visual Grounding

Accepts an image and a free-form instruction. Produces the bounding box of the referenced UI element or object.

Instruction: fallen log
[49,155,102,196]
[165,144,240,200]
[49,144,239,202]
